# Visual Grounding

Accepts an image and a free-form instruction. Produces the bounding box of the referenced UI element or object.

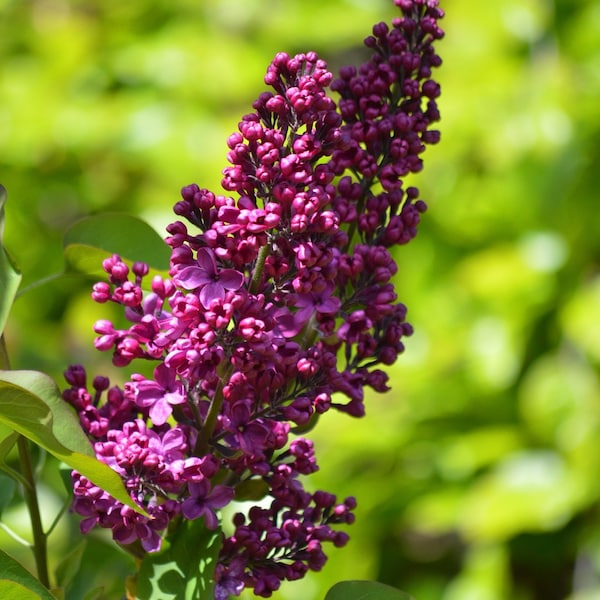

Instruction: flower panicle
[63,1,443,597]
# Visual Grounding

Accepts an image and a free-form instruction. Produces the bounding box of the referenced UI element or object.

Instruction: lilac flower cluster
[63,1,443,597]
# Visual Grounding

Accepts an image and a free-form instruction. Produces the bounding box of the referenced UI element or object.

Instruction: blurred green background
[1,0,600,599]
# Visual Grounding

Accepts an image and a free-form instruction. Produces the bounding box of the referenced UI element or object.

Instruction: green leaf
[0,581,45,600]
[325,581,414,600]
[0,548,57,600]
[0,370,147,516]
[63,213,170,278]
[135,519,223,600]
[0,185,22,337]
[54,540,87,591]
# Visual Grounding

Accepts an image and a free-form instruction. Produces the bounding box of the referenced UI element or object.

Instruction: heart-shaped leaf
[63,213,170,278]
[0,370,147,516]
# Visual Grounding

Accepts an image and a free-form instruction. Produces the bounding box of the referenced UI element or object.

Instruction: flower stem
[194,365,231,457]
[17,435,50,589]
[1,335,51,588]
[249,243,270,294]
[0,334,10,370]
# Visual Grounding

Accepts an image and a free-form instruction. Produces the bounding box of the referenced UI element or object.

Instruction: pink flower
[181,481,234,529]
[133,364,186,426]
[176,247,244,308]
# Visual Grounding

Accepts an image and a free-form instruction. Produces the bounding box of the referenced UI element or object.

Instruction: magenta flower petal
[149,398,172,426]
[202,507,219,530]
[181,481,234,528]
[177,266,212,290]
[219,269,245,290]
[199,281,225,307]
[208,484,235,509]
[196,247,218,272]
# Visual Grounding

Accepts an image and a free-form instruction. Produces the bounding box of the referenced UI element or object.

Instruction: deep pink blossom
[181,481,234,528]
[131,364,186,426]
[176,247,244,308]
[63,1,444,596]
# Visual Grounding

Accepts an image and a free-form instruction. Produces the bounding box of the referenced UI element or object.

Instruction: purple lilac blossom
[63,1,444,597]
[181,480,235,528]
[130,363,186,426]
[176,246,245,308]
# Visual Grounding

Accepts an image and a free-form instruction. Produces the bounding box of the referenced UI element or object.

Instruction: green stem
[0,334,10,370]
[249,244,270,294]
[194,365,231,457]
[1,330,50,588]
[17,435,50,589]
[342,174,372,255]
[300,312,319,349]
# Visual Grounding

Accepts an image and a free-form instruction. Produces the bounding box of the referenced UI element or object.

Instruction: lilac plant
[62,1,444,597]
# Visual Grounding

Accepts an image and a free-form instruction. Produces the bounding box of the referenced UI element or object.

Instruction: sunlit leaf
[135,519,222,600]
[0,581,44,600]
[0,370,147,516]
[325,580,414,600]
[0,549,57,600]
[63,213,170,278]
[0,185,22,337]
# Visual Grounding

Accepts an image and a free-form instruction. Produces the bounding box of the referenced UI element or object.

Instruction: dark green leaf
[63,213,170,278]
[0,185,22,337]
[135,519,223,600]
[0,370,147,516]
[0,548,57,599]
[325,581,414,600]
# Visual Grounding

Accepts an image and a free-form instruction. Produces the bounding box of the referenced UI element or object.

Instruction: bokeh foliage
[1,0,599,599]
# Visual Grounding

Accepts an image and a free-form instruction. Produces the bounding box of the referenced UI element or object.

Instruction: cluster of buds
[62,1,443,597]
